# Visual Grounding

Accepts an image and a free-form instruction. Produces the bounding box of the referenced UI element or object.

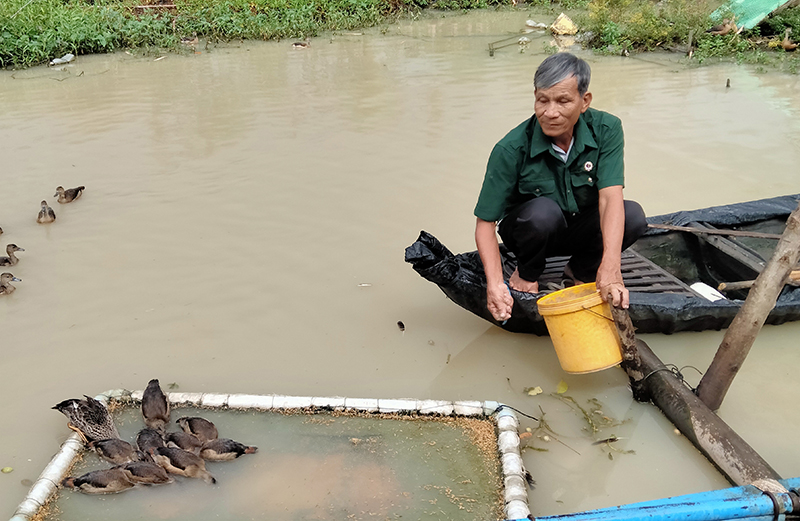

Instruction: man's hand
[596,261,628,309]
[487,282,513,322]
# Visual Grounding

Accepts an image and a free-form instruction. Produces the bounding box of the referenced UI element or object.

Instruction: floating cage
[11,391,530,521]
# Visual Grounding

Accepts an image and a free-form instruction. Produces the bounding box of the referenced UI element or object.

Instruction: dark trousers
[497,197,647,283]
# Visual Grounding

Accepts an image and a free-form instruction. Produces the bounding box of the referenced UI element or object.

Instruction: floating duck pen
[11,391,530,521]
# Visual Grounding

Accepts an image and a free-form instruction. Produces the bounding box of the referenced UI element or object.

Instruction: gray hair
[534,53,591,95]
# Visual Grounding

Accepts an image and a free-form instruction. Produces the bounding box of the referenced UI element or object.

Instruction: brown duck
[37,200,56,223]
[89,438,148,465]
[200,438,258,461]
[52,396,120,444]
[141,379,170,433]
[61,468,134,494]
[54,185,85,203]
[176,417,218,443]
[136,428,166,454]
[116,461,173,485]
[151,446,216,484]
[166,431,204,455]
[0,244,24,266]
[0,273,21,295]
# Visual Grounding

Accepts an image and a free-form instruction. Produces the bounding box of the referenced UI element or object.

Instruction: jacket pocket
[519,176,556,197]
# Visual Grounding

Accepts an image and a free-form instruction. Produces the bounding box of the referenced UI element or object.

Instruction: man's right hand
[487,282,513,322]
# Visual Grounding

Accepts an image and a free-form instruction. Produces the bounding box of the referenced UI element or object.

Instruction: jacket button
[588,177,593,183]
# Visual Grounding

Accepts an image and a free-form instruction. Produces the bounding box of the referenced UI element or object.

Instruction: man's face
[534,75,592,140]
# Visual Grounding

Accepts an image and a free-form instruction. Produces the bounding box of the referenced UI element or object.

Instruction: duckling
[0,273,21,295]
[136,428,166,454]
[0,244,25,266]
[166,431,204,455]
[116,461,173,485]
[200,438,258,461]
[52,396,120,443]
[36,200,56,223]
[61,468,134,494]
[706,18,737,36]
[151,446,216,484]
[89,438,148,465]
[783,28,798,51]
[141,379,170,433]
[292,38,311,49]
[176,417,218,443]
[54,185,85,203]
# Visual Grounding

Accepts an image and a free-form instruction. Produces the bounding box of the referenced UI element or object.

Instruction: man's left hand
[596,262,628,309]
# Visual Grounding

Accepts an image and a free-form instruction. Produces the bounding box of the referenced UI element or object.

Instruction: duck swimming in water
[61,468,135,494]
[89,439,148,465]
[54,185,85,203]
[52,396,120,443]
[141,379,170,433]
[0,273,21,295]
[37,200,56,223]
[200,438,258,461]
[116,461,172,485]
[176,417,218,443]
[151,446,216,484]
[166,431,204,455]
[0,244,24,266]
[136,428,166,454]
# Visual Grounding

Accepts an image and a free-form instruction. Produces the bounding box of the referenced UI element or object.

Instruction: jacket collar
[529,111,598,162]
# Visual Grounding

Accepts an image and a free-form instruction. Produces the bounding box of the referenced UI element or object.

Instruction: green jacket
[474,108,625,222]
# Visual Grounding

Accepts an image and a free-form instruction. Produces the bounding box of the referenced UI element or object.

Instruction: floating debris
[49,53,75,66]
[397,320,405,332]
[550,13,578,36]
[525,19,548,29]
[2,467,13,474]
[357,283,372,287]
[523,386,543,396]
[555,380,568,394]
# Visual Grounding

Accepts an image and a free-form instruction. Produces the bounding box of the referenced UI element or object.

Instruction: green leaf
[555,380,568,394]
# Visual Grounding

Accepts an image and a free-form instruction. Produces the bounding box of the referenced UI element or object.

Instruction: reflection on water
[2,9,800,519]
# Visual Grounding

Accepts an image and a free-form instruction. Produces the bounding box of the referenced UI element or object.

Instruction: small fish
[397,321,405,332]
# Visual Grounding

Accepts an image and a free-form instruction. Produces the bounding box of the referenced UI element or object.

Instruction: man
[474,52,647,323]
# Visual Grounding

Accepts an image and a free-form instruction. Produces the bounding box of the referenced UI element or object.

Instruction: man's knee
[623,200,647,248]
[510,197,566,238]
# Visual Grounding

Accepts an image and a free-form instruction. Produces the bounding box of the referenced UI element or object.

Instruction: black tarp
[404,194,800,335]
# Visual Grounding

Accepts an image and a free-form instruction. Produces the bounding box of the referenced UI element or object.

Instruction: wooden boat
[405,194,800,335]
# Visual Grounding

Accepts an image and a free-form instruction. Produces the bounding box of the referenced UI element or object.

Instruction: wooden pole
[696,202,800,411]
[612,309,781,485]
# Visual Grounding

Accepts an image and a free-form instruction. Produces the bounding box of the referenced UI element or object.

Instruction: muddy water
[1,9,800,518]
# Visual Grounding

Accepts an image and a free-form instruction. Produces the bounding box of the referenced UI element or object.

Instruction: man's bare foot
[509,268,539,293]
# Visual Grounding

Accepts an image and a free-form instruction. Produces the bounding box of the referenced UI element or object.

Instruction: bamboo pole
[612,309,781,485]
[647,223,782,239]
[718,270,800,292]
[696,202,800,411]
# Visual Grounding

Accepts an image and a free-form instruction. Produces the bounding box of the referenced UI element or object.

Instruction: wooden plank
[690,221,767,274]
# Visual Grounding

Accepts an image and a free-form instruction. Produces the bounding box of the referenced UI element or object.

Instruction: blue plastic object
[536,477,799,521]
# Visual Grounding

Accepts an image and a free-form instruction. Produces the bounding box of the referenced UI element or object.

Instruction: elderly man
[474,52,647,323]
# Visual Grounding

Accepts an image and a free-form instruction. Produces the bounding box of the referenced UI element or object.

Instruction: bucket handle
[582,305,614,322]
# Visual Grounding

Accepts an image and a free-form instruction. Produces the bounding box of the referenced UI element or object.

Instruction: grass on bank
[0,0,509,68]
[2,0,800,70]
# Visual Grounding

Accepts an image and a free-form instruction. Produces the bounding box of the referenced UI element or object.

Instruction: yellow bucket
[537,283,622,374]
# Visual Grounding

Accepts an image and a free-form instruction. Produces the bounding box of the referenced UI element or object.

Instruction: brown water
[2,9,800,518]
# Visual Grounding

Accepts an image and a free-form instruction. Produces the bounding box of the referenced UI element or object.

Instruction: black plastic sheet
[405,194,800,335]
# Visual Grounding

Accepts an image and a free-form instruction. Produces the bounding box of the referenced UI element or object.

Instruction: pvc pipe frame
[9,391,528,521]
[535,477,800,521]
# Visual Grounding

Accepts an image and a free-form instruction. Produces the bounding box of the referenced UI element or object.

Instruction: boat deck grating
[540,250,698,297]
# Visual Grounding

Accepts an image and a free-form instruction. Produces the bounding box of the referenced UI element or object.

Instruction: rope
[643,364,702,392]
[493,404,540,422]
